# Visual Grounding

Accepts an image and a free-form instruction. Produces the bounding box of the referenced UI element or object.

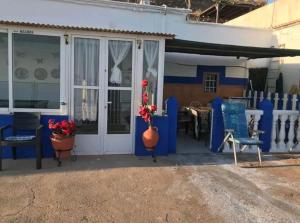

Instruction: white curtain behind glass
[109,40,131,85]
[144,41,159,78]
[74,38,99,86]
[143,41,159,104]
[74,38,99,121]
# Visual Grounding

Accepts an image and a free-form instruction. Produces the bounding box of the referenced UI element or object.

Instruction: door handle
[105,101,112,109]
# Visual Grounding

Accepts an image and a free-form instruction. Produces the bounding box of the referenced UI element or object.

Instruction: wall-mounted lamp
[64,34,69,45]
[137,39,142,49]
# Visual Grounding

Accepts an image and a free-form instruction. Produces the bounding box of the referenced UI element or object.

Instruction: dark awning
[165,39,300,59]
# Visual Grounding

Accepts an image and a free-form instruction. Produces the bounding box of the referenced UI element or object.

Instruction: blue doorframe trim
[164,65,248,86]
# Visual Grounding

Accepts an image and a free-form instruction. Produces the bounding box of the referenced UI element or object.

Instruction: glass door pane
[108,40,132,87]
[143,40,159,105]
[74,38,99,86]
[12,34,60,109]
[0,33,8,108]
[104,39,134,154]
[107,90,131,134]
[73,38,100,134]
[74,88,98,134]
[107,40,133,135]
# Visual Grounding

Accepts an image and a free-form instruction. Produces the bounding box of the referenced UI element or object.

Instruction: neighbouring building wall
[226,0,300,93]
[273,26,300,93]
[226,0,300,29]
[225,4,274,29]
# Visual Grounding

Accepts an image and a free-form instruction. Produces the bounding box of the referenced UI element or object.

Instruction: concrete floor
[176,132,210,154]
[1,153,300,223]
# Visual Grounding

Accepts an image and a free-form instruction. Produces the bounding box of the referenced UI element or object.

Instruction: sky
[268,0,276,3]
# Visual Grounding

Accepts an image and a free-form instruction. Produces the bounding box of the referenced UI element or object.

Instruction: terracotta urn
[142,126,159,151]
[50,134,75,159]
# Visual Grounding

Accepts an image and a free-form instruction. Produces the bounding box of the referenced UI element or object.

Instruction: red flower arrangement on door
[139,80,159,150]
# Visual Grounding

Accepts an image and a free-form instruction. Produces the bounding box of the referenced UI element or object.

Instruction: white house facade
[0,0,296,156]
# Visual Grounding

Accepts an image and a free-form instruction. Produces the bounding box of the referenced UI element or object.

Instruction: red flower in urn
[48,119,77,161]
[139,80,159,150]
[48,119,76,136]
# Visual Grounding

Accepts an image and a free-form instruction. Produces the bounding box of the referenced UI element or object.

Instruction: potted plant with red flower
[139,80,159,150]
[48,119,77,160]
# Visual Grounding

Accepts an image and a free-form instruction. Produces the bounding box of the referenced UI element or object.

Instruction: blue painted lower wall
[135,97,179,156]
[165,96,179,154]
[210,97,225,153]
[135,116,169,156]
[0,114,68,159]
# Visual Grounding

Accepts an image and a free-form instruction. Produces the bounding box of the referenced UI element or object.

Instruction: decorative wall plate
[16,51,26,58]
[51,68,60,79]
[34,68,48,80]
[52,52,60,58]
[36,58,44,64]
[14,67,29,80]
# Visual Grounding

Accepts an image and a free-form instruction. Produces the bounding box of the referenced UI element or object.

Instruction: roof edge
[0,20,175,38]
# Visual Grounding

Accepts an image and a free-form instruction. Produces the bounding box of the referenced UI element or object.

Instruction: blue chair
[218,102,264,166]
[0,112,43,170]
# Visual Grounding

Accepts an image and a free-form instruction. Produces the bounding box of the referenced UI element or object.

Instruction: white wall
[165,62,197,77]
[225,67,248,79]
[165,53,248,78]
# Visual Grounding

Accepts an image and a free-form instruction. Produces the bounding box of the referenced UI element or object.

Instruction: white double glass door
[73,37,135,155]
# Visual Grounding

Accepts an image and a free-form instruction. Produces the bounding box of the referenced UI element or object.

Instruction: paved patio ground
[1,153,300,223]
